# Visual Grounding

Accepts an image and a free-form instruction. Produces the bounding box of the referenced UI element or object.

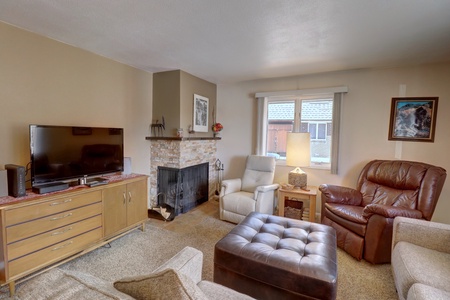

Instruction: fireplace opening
[157,162,209,216]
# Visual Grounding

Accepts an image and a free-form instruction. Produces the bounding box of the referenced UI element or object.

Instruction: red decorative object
[212,122,223,132]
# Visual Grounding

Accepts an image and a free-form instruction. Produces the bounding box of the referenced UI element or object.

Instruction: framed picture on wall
[388,97,438,142]
[193,94,209,132]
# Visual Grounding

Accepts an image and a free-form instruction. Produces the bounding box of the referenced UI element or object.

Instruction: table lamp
[286,132,311,189]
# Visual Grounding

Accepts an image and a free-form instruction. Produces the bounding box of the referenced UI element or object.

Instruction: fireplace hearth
[157,162,209,216]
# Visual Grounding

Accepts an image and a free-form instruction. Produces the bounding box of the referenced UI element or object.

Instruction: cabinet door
[126,179,148,226]
[103,184,127,237]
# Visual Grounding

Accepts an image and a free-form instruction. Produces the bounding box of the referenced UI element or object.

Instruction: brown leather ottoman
[214,212,337,300]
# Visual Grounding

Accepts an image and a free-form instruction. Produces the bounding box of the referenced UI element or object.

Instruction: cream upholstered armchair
[219,155,279,224]
[392,217,450,300]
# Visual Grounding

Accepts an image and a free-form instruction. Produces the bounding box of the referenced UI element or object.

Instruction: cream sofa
[15,247,254,299]
[391,217,450,300]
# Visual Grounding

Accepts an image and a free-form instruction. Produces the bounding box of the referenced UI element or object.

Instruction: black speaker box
[5,164,26,197]
[32,182,69,194]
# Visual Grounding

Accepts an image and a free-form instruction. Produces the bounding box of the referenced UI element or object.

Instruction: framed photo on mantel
[388,97,438,142]
[193,94,209,132]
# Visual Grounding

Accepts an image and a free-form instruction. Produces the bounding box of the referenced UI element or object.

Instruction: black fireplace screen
[157,162,209,216]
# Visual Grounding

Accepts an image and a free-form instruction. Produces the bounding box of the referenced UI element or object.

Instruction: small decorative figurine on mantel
[151,116,165,136]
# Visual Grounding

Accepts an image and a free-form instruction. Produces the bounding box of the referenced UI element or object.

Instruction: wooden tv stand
[0,174,148,296]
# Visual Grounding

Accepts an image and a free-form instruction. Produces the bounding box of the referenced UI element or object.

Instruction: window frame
[256,87,347,174]
[263,94,333,169]
[304,121,330,141]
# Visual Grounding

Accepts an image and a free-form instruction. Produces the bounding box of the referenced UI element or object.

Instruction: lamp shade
[286,132,311,167]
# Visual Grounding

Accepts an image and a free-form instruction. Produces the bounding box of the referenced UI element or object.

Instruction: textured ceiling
[1,0,450,83]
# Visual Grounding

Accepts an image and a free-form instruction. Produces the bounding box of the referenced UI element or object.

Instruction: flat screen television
[30,125,124,187]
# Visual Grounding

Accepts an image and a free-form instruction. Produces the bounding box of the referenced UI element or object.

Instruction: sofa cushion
[392,241,450,299]
[114,268,207,300]
[407,283,450,300]
[222,191,255,215]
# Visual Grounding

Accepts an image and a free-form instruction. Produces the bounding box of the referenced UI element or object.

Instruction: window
[265,96,333,168]
[256,87,347,173]
[308,122,327,140]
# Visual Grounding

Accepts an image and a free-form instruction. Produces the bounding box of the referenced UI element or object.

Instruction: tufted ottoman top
[214,212,337,299]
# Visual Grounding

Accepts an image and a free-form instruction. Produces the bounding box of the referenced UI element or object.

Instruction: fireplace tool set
[215,159,224,196]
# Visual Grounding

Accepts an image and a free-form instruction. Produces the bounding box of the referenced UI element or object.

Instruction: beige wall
[217,63,450,224]
[152,70,217,137]
[153,70,181,133]
[180,70,217,137]
[0,22,153,184]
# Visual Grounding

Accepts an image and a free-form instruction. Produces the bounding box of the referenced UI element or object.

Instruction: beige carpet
[0,201,398,299]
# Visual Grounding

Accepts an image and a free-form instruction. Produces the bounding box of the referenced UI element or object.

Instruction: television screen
[30,125,124,187]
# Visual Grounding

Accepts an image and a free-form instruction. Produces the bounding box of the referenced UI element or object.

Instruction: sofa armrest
[220,178,242,196]
[392,217,450,254]
[152,246,203,284]
[319,184,362,206]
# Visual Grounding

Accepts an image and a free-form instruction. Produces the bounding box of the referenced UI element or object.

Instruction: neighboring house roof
[268,102,294,120]
[268,100,332,121]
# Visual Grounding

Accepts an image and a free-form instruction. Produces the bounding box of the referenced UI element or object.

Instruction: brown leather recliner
[319,159,446,264]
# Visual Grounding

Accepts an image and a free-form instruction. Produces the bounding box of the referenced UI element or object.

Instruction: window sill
[276,160,330,171]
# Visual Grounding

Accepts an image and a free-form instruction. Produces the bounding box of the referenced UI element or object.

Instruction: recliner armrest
[363,204,422,219]
[255,183,279,193]
[254,183,279,199]
[254,184,279,215]
[392,217,450,254]
[319,184,362,206]
[220,178,242,196]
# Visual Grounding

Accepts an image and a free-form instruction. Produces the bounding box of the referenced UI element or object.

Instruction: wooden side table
[278,186,317,222]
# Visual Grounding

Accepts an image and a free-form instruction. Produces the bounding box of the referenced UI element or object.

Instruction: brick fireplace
[148,137,219,211]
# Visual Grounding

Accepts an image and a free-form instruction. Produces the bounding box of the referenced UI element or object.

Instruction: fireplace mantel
[146,136,221,141]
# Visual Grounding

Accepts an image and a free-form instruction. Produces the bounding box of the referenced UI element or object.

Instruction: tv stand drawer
[6,202,102,243]
[4,190,102,226]
[8,227,103,279]
[7,215,102,261]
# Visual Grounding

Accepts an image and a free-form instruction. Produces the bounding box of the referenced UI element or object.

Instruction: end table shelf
[278,186,317,222]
